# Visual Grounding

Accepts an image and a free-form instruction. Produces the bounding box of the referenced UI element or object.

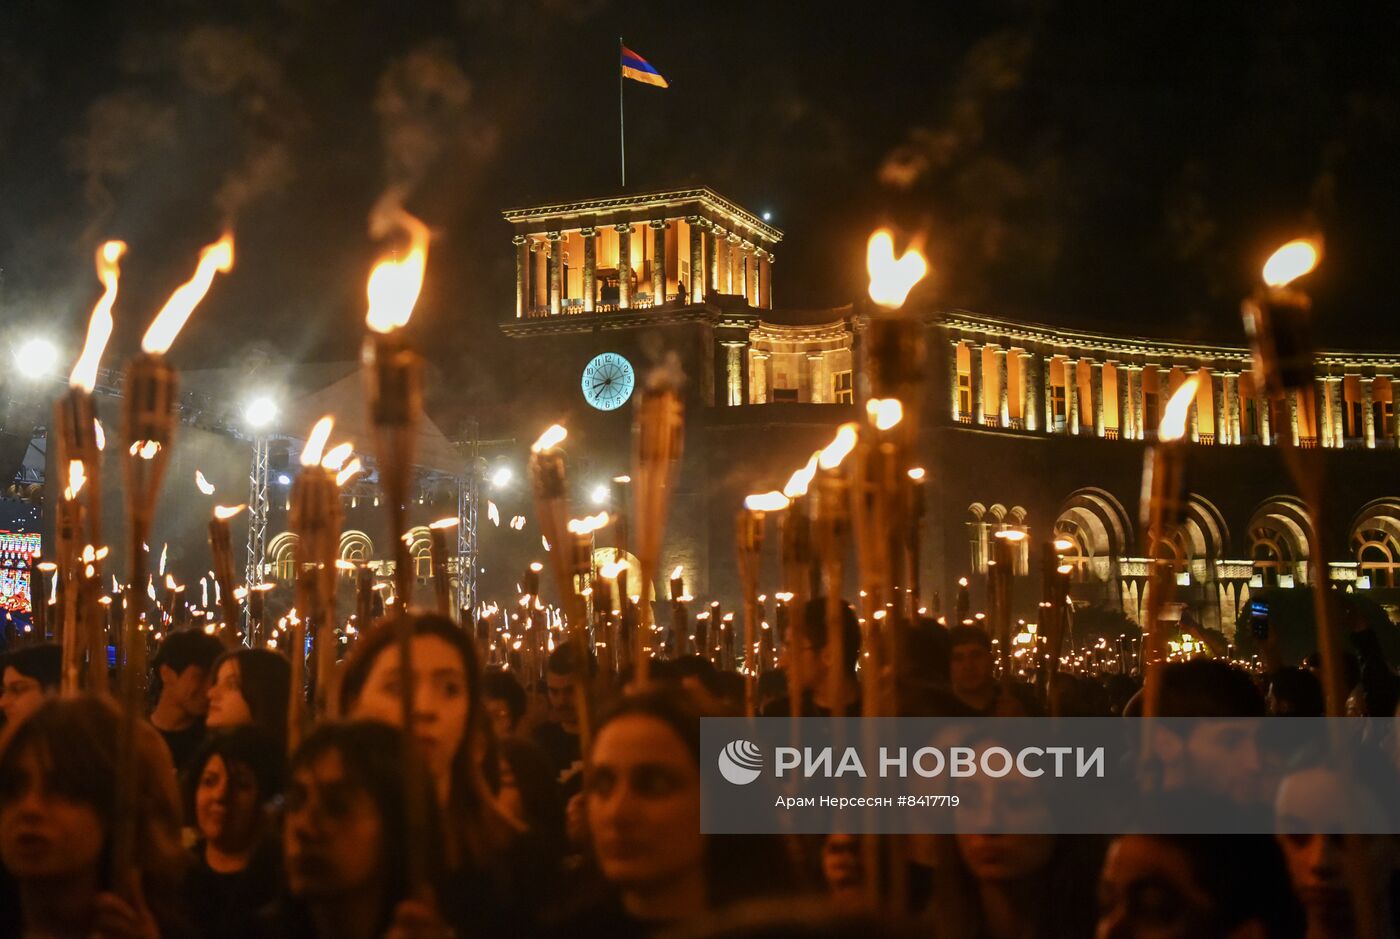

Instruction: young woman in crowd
[338,613,531,927]
[0,642,61,730]
[553,686,793,937]
[184,726,284,939]
[205,647,292,751]
[260,720,453,939]
[0,695,190,938]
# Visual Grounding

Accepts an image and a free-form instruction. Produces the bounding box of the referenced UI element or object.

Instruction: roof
[503,186,783,244]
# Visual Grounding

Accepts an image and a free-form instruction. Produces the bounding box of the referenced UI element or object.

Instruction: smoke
[178,25,299,222]
[66,90,178,219]
[373,41,476,208]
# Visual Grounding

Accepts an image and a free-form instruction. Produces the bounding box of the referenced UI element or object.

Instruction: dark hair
[1266,667,1324,717]
[184,725,285,821]
[1158,659,1265,717]
[288,721,445,932]
[149,629,224,700]
[0,696,187,932]
[548,638,597,678]
[932,833,1105,937]
[670,655,724,698]
[1,641,61,689]
[338,613,515,869]
[946,625,992,652]
[481,667,527,725]
[800,598,861,676]
[210,647,291,743]
[498,736,565,851]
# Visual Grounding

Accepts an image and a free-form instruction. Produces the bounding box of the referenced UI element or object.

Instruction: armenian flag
[621,45,669,88]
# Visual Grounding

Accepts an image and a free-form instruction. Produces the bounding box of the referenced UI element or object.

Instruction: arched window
[404,527,434,582]
[1355,528,1400,588]
[1054,521,1094,582]
[1250,528,1289,586]
[339,531,374,573]
[266,533,299,583]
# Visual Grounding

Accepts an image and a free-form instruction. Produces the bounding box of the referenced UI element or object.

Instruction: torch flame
[213,504,246,520]
[671,566,684,580]
[908,467,926,481]
[195,470,216,495]
[429,517,458,530]
[744,491,791,513]
[69,240,128,392]
[866,229,929,310]
[300,416,334,467]
[64,460,87,500]
[320,442,353,472]
[531,424,567,453]
[1159,377,1201,443]
[1262,238,1321,288]
[141,234,235,354]
[783,452,821,498]
[94,419,105,451]
[565,511,610,535]
[335,458,363,487]
[365,210,430,335]
[866,397,904,431]
[994,528,1028,542]
[600,559,629,579]
[1053,538,1075,552]
[818,423,860,470]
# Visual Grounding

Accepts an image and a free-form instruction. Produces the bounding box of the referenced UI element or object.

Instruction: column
[1211,372,1224,444]
[530,241,545,310]
[1392,374,1400,449]
[547,231,562,316]
[723,342,744,406]
[1188,371,1199,442]
[1315,379,1331,447]
[716,229,731,293]
[760,253,773,308]
[1113,363,1127,439]
[1090,360,1104,437]
[649,219,667,305]
[1128,365,1144,440]
[995,347,1009,427]
[808,351,826,403]
[581,228,597,312]
[1225,372,1241,445]
[686,217,703,302]
[704,224,718,297]
[616,223,633,309]
[727,234,741,293]
[1018,351,1036,431]
[1327,377,1344,446]
[1043,353,1056,433]
[969,342,984,425]
[1364,374,1376,448]
[1289,391,1301,445]
[949,340,963,421]
[751,350,770,403]
[1066,358,1080,435]
[1154,366,1171,433]
[1258,386,1272,444]
[512,234,528,318]
[748,246,761,306]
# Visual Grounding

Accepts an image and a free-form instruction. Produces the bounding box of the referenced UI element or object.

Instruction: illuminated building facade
[500,187,1400,641]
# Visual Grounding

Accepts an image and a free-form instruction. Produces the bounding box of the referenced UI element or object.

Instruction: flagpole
[619,36,626,189]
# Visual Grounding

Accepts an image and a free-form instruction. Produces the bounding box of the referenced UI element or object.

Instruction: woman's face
[0,748,106,881]
[206,659,253,729]
[283,748,384,900]
[195,754,263,855]
[350,635,469,786]
[955,833,1056,883]
[0,667,50,726]
[586,714,703,894]
[1095,836,1220,939]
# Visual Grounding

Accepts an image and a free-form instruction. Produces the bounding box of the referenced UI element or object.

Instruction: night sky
[2,1,1397,433]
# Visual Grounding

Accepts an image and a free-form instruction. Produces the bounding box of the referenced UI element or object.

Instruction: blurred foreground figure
[0,695,188,938]
[0,643,61,729]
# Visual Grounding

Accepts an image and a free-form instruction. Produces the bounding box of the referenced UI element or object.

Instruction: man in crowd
[532,640,588,783]
[948,625,1028,716]
[148,629,224,773]
[0,642,61,727]
[763,598,861,718]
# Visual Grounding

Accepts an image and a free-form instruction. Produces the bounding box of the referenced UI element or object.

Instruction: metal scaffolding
[243,434,271,634]
[457,418,480,616]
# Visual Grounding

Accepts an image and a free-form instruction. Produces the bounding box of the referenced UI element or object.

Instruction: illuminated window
[958,373,971,417]
[832,370,854,404]
[1250,527,1289,586]
[1051,386,1067,430]
[1354,528,1400,588]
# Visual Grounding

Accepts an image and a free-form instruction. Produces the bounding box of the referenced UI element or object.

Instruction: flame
[93,419,105,451]
[1056,564,1074,575]
[531,423,567,452]
[818,423,860,470]
[783,452,820,498]
[565,511,610,535]
[335,559,358,571]
[69,240,128,391]
[958,576,969,587]
[158,544,168,575]
[908,467,926,481]
[613,474,631,483]
[866,229,929,309]
[671,566,684,580]
[320,442,353,472]
[1262,238,1321,288]
[994,529,1027,542]
[141,234,235,354]
[213,504,246,520]
[429,517,458,530]
[129,440,161,460]
[335,458,363,487]
[365,210,430,334]
[530,562,543,572]
[195,469,216,495]
[1053,538,1075,552]
[1159,377,1201,443]
[488,501,500,526]
[165,574,178,591]
[64,460,87,500]
[744,490,790,512]
[300,416,334,467]
[600,559,629,579]
[866,397,904,431]
[510,515,526,530]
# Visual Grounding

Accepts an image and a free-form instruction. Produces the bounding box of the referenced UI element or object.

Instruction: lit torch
[739,491,788,716]
[209,504,246,647]
[631,381,685,686]
[813,424,858,718]
[288,417,342,746]
[428,517,458,618]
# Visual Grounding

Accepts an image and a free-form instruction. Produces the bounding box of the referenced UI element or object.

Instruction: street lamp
[244,395,279,429]
[13,338,59,380]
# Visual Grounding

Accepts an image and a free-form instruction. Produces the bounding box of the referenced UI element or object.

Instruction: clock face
[581,353,636,411]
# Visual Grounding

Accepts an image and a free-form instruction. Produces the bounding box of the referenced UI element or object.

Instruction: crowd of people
[1,596,1398,938]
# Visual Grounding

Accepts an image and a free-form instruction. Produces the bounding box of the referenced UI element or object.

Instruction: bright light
[491,466,514,488]
[762,211,772,221]
[866,229,929,310]
[277,473,291,486]
[590,484,610,505]
[744,491,790,512]
[14,338,59,380]
[1262,238,1321,288]
[1159,377,1201,443]
[244,395,279,429]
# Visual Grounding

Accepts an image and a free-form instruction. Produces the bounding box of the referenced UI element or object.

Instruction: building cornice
[503,187,783,243]
[501,305,720,337]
